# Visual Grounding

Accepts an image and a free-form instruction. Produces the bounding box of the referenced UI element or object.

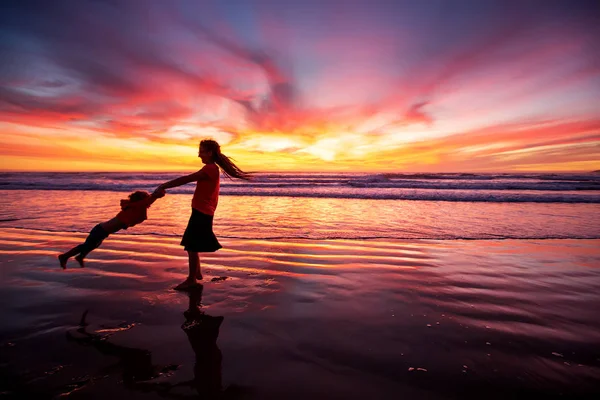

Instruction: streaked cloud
[0,0,599,171]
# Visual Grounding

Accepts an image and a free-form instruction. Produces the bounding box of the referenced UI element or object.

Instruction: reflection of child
[58,190,165,269]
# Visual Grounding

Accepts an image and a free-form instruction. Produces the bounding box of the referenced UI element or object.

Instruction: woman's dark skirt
[181,208,222,252]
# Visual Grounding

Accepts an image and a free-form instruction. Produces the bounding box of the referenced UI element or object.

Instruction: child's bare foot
[58,254,68,269]
[75,255,85,268]
[174,279,199,291]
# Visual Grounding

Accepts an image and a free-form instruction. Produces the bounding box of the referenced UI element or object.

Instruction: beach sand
[1,227,599,399]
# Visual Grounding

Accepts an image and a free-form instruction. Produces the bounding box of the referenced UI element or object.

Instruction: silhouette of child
[58,190,164,268]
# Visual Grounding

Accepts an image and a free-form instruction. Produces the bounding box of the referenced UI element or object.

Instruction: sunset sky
[1,0,599,172]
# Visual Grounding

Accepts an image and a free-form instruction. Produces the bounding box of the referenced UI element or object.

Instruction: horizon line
[1,170,598,174]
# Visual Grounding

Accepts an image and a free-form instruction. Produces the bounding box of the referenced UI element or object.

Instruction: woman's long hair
[200,139,252,180]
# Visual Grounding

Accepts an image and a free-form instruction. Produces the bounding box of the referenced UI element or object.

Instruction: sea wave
[2,185,600,202]
[2,172,600,203]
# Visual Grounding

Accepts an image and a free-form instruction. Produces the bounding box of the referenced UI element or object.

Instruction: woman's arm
[156,170,210,192]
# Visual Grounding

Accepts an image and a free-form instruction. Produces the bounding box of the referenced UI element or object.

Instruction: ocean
[2,171,600,201]
[1,172,600,240]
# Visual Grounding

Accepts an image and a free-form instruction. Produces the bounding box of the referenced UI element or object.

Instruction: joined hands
[153,186,166,198]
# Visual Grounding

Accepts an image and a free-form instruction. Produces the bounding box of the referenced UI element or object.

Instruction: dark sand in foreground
[1,227,599,399]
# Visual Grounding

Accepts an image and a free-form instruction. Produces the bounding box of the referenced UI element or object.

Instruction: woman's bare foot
[75,255,85,268]
[174,278,198,291]
[58,254,68,269]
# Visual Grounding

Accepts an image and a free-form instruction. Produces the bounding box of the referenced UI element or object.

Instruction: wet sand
[1,227,599,399]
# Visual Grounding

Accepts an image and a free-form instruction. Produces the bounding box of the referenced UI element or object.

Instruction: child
[154,139,251,291]
[58,190,165,269]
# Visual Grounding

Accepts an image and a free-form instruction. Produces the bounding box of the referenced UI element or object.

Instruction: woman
[155,139,251,290]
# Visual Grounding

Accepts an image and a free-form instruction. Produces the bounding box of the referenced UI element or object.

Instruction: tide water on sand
[1,188,600,399]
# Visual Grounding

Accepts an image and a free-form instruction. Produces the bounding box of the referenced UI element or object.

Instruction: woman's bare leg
[174,251,202,291]
[189,251,203,280]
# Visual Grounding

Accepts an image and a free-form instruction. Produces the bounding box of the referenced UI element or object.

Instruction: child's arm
[129,191,164,209]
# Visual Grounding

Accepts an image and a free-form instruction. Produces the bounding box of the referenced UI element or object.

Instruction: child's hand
[153,187,166,198]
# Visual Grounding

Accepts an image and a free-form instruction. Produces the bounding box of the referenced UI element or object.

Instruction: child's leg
[74,248,92,268]
[61,225,108,268]
[58,245,84,269]
[75,236,108,267]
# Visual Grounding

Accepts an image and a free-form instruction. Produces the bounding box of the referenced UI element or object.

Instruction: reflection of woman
[181,286,225,396]
[66,292,232,398]
[159,286,242,398]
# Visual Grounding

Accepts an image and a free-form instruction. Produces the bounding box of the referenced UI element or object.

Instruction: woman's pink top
[191,164,220,215]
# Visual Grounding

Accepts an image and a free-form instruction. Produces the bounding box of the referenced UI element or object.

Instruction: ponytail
[200,139,252,180]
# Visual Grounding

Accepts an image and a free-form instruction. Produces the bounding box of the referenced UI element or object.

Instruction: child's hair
[128,191,151,202]
[201,139,252,180]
